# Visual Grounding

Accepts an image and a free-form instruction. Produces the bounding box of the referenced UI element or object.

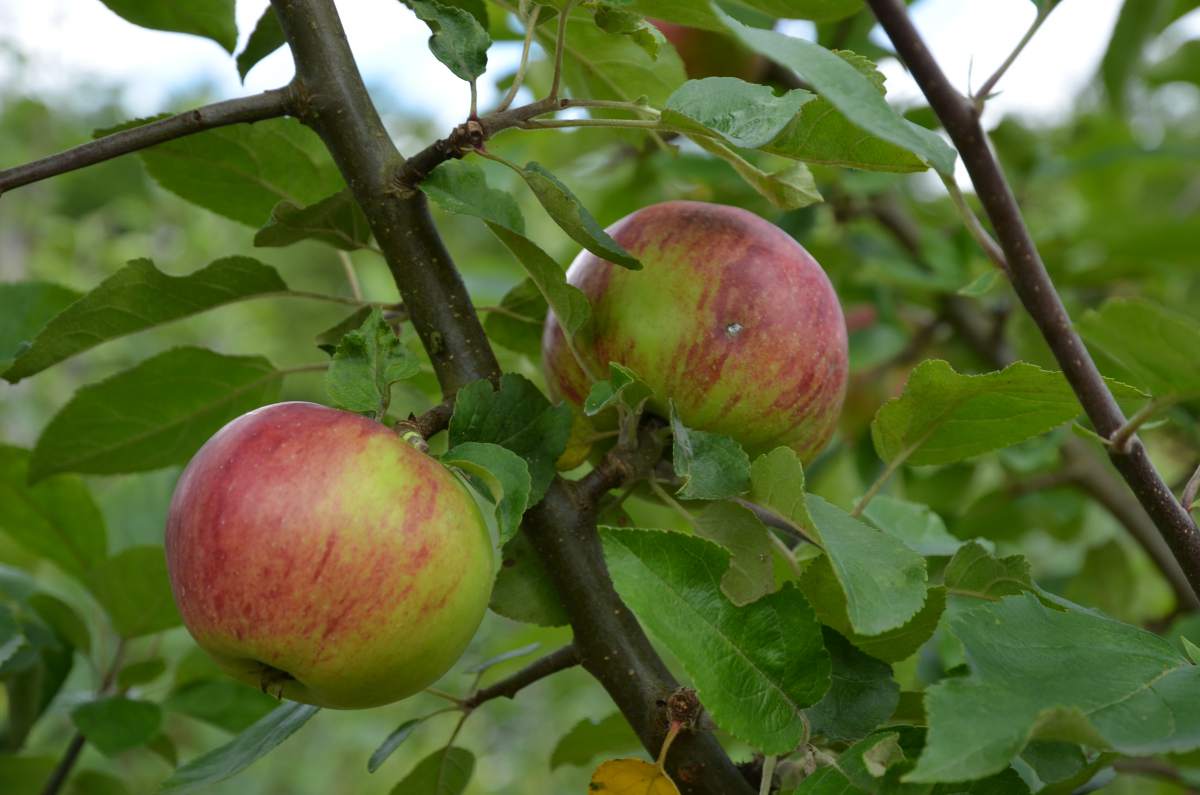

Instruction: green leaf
[315,307,373,353]
[164,680,280,734]
[1077,298,1200,400]
[664,77,815,148]
[1147,38,1200,88]
[693,500,776,606]
[490,532,569,627]
[861,495,965,557]
[254,190,372,251]
[368,718,424,773]
[465,641,541,674]
[540,10,687,108]
[421,160,591,340]
[3,257,288,382]
[910,592,1200,782]
[441,442,531,544]
[841,586,947,664]
[449,375,572,504]
[517,162,640,270]
[0,282,82,373]
[763,50,929,172]
[871,360,1106,467]
[584,362,653,417]
[30,348,281,480]
[400,0,490,83]
[135,118,344,227]
[600,527,830,753]
[85,546,180,638]
[748,447,815,536]
[117,658,167,689]
[325,307,420,418]
[482,279,547,359]
[630,0,864,27]
[550,712,640,769]
[390,747,474,795]
[160,702,320,793]
[97,0,236,52]
[1100,0,1175,108]
[712,6,957,174]
[0,446,107,580]
[691,136,824,210]
[70,696,162,755]
[236,6,285,80]
[802,496,928,636]
[27,593,91,654]
[806,628,899,743]
[943,542,1035,602]
[671,405,751,500]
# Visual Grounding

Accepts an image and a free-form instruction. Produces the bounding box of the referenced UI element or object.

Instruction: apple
[652,19,766,82]
[543,200,848,461]
[165,402,493,710]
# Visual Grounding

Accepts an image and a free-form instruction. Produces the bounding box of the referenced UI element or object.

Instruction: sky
[0,0,1196,133]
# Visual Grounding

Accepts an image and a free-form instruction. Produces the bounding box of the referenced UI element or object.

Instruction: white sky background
[1,0,1198,137]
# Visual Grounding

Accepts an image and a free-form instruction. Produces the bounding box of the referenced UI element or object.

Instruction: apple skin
[542,201,848,461]
[652,19,766,82]
[165,402,493,710]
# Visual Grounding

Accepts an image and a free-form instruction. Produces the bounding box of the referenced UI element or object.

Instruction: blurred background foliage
[1,0,1199,792]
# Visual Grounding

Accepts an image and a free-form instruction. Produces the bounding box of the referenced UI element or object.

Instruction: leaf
[30,348,281,480]
[135,117,343,227]
[584,362,653,417]
[748,447,815,535]
[449,375,572,504]
[943,542,1035,602]
[691,136,824,210]
[712,6,957,174]
[663,77,815,149]
[117,658,167,689]
[368,718,423,773]
[1077,298,1200,400]
[629,0,864,27]
[517,162,640,270]
[909,592,1200,782]
[160,702,320,793]
[97,0,236,52]
[482,279,547,359]
[389,747,474,795]
[1100,0,1174,108]
[805,628,899,743]
[3,257,288,382]
[164,680,279,734]
[600,527,830,753]
[27,593,91,654]
[441,442,531,544]
[671,406,751,500]
[541,10,687,108]
[315,307,373,353]
[70,696,162,755]
[421,160,591,340]
[589,758,680,794]
[254,190,372,251]
[489,532,569,626]
[465,641,541,674]
[550,713,640,770]
[872,360,1109,467]
[0,282,82,373]
[237,6,285,80]
[693,501,776,606]
[802,496,928,636]
[763,50,929,173]
[861,496,965,557]
[85,546,180,638]
[325,307,420,417]
[400,0,490,83]
[0,446,107,580]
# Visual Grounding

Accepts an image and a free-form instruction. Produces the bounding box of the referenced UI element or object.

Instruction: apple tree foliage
[1,0,1200,793]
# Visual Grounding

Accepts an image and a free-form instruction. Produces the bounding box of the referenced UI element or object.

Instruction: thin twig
[495,4,541,113]
[548,0,577,102]
[1183,464,1200,513]
[336,251,363,301]
[461,644,580,710]
[41,640,126,795]
[972,4,1053,113]
[0,88,293,194]
[1108,399,1166,454]
[941,175,1009,275]
[867,0,1200,598]
[759,755,778,795]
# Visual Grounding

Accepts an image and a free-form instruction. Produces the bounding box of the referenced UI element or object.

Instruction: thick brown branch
[462,645,580,710]
[0,89,293,194]
[271,1,753,791]
[867,0,1200,598]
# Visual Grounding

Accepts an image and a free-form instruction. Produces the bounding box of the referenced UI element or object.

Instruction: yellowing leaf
[556,406,595,471]
[588,758,681,794]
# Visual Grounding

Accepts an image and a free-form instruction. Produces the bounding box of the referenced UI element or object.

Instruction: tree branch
[462,645,580,710]
[0,89,293,194]
[270,2,753,791]
[867,0,1200,599]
